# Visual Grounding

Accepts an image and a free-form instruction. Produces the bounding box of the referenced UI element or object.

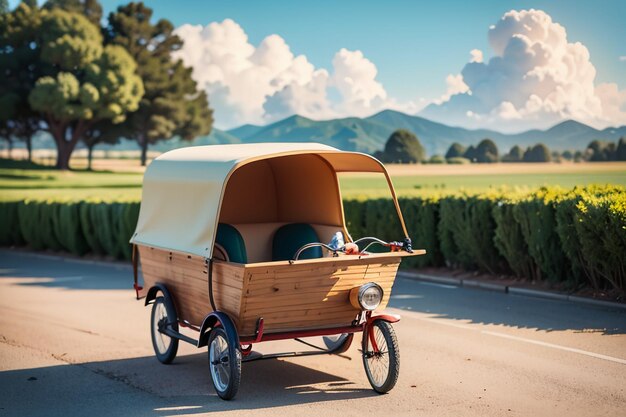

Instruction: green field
[1,160,626,202]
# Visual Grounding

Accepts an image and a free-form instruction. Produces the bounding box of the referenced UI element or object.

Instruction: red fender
[362,313,401,353]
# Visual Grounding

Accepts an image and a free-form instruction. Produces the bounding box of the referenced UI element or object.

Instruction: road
[0,249,624,416]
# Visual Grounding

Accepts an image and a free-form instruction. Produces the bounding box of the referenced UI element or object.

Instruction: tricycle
[130,143,424,400]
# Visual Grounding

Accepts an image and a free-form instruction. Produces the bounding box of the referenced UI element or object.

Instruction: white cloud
[174,20,417,128]
[470,49,483,63]
[619,56,626,62]
[421,9,626,131]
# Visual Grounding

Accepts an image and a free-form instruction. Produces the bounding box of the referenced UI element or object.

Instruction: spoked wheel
[323,333,354,354]
[362,320,400,393]
[208,327,242,400]
[150,296,179,364]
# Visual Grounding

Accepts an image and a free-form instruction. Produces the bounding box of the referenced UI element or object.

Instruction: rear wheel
[150,296,179,364]
[323,333,354,353]
[208,327,242,400]
[362,320,399,393]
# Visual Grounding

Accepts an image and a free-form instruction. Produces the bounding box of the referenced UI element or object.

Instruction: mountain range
[24,110,626,156]
[210,110,626,155]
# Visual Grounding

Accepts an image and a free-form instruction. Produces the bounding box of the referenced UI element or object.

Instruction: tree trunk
[7,138,13,159]
[140,135,148,166]
[87,143,94,171]
[26,136,33,162]
[56,140,72,170]
[48,119,88,171]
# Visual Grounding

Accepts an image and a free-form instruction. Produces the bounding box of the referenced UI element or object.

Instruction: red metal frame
[239,323,363,344]
[236,313,401,353]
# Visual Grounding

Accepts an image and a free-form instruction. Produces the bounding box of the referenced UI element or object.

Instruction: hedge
[1,185,625,295]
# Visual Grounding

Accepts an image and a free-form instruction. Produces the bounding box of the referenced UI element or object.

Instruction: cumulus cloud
[174,19,416,128]
[470,49,483,63]
[422,9,626,131]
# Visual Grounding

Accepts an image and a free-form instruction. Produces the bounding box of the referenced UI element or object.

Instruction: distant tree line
[0,0,213,169]
[375,129,626,164]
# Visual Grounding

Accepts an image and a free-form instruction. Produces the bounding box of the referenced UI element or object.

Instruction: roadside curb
[0,248,133,270]
[398,271,626,311]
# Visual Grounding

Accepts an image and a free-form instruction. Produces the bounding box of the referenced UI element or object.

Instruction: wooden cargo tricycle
[131,143,424,400]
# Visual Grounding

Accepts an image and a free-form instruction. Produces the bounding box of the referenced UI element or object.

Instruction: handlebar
[291,236,413,262]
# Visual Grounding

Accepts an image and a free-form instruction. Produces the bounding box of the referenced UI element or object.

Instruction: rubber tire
[208,327,242,400]
[150,296,179,364]
[362,320,400,394]
[323,333,354,354]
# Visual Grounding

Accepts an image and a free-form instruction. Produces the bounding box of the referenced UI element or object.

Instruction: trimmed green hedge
[1,186,625,294]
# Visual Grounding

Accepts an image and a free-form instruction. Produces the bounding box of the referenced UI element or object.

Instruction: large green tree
[502,145,523,162]
[28,8,143,169]
[474,138,499,163]
[523,143,551,162]
[43,0,102,25]
[0,1,42,161]
[104,2,212,166]
[445,142,465,159]
[378,129,425,163]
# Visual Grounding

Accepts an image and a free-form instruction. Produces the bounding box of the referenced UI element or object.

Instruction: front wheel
[362,320,400,393]
[208,327,242,400]
[150,296,179,364]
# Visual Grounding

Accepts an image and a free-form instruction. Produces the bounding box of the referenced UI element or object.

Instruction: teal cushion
[272,223,323,261]
[215,223,247,263]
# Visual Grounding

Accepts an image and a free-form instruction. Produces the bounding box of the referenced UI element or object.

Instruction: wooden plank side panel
[238,256,402,336]
[138,246,245,327]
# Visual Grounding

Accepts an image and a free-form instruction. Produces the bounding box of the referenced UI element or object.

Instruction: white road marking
[481,330,626,365]
[390,294,423,300]
[390,308,626,365]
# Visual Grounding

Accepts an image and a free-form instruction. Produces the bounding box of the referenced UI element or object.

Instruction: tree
[561,150,573,161]
[464,145,477,162]
[502,145,523,162]
[28,9,143,169]
[587,140,616,161]
[379,129,425,163]
[523,143,551,162]
[616,137,626,161]
[104,2,212,166]
[0,1,43,161]
[474,138,498,163]
[0,0,8,14]
[43,0,102,26]
[445,142,465,159]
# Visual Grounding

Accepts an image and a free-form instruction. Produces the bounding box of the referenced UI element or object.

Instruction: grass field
[1,158,625,201]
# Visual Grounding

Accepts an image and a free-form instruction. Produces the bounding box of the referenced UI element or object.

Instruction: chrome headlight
[350,282,383,311]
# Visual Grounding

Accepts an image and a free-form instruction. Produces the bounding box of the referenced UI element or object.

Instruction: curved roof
[130,143,401,258]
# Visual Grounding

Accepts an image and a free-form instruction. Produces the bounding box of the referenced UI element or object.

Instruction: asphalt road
[0,249,624,416]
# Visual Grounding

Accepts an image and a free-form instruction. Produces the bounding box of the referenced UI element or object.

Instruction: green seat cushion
[215,223,247,263]
[272,223,322,261]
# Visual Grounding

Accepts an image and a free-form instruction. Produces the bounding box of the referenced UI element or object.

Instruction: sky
[10,0,626,131]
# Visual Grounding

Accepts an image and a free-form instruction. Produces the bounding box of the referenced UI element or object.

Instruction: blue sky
[98,0,624,101]
[9,0,626,130]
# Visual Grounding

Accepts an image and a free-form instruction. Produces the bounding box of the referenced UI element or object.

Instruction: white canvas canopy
[130,143,407,258]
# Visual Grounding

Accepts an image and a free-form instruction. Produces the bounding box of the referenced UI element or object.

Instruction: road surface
[0,250,624,416]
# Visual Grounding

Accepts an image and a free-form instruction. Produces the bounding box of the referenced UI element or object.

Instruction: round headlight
[350,283,383,311]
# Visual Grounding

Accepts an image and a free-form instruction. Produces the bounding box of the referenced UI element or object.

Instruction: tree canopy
[27,8,144,169]
[523,143,551,162]
[475,138,499,163]
[502,145,523,162]
[378,129,425,163]
[104,2,212,165]
[445,142,465,159]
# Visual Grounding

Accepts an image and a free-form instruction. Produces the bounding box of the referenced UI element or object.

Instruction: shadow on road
[0,352,375,416]
[0,250,133,290]
[390,278,625,336]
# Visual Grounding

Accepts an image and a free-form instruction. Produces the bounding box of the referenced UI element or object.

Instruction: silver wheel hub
[209,334,231,392]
